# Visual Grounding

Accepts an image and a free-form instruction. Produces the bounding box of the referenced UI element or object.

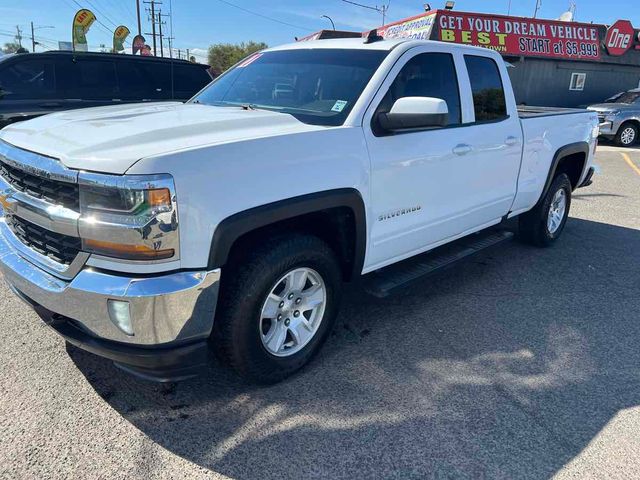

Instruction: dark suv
[0,51,212,128]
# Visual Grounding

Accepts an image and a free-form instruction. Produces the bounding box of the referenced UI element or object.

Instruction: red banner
[437,11,601,60]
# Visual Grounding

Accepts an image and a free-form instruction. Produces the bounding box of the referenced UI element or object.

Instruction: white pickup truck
[0,37,598,383]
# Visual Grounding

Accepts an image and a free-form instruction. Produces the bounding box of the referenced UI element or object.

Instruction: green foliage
[207,41,268,75]
[2,42,21,54]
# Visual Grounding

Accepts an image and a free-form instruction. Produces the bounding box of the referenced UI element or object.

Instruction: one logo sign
[113,25,130,52]
[605,20,635,56]
[132,34,146,55]
[72,9,96,52]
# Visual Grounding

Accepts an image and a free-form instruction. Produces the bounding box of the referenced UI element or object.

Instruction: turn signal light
[83,239,174,260]
[148,188,172,208]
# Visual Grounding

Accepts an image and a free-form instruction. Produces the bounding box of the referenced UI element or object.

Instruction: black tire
[518,173,572,247]
[212,234,342,384]
[615,122,639,147]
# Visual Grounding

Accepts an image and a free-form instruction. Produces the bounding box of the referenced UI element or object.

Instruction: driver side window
[377,53,462,126]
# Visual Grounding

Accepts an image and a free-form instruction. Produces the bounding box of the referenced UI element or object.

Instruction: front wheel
[518,173,572,247]
[615,122,638,147]
[212,234,342,384]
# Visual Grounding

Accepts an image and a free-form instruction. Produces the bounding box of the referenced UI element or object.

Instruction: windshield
[191,49,388,126]
[615,91,640,104]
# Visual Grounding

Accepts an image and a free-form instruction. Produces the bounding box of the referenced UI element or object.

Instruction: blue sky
[1,0,640,61]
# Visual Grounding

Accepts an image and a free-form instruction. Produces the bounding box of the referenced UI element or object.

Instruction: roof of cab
[264,37,502,57]
[265,37,409,52]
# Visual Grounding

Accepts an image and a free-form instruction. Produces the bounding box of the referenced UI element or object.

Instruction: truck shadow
[70,217,640,479]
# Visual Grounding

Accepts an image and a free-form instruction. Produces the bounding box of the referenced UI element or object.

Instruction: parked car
[588,88,640,147]
[0,38,598,384]
[0,51,212,129]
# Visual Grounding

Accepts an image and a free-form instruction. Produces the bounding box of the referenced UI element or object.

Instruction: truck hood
[587,103,637,113]
[0,102,324,174]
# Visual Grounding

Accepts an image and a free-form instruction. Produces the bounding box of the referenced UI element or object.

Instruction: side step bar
[362,229,514,298]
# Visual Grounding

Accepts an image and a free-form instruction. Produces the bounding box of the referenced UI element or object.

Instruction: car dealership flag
[132,34,146,55]
[113,25,130,52]
[72,9,96,52]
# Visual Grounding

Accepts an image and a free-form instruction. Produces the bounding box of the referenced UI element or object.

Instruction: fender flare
[207,188,367,279]
[537,141,589,203]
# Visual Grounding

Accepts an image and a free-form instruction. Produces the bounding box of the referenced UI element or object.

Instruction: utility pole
[186,48,189,60]
[143,0,161,56]
[533,0,542,18]
[157,11,164,57]
[136,0,142,36]
[158,10,171,59]
[15,25,23,48]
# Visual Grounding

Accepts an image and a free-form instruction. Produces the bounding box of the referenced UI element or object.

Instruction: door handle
[505,136,519,146]
[452,144,472,156]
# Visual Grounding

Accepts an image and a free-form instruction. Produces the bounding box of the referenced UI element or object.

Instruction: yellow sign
[113,25,130,52]
[72,9,96,52]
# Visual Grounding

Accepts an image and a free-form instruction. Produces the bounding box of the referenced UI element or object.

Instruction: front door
[363,46,521,271]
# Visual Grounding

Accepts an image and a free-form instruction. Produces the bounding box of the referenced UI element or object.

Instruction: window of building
[464,55,507,122]
[569,73,586,91]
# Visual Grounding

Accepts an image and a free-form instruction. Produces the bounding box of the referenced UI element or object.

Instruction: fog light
[107,300,134,336]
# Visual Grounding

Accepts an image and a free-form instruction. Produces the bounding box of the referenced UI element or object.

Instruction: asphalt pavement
[1,145,639,479]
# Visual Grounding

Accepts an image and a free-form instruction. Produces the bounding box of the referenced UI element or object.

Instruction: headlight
[605,110,620,118]
[78,173,179,261]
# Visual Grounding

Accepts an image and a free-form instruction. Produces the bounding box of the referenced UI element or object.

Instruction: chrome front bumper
[598,121,616,137]
[0,222,221,346]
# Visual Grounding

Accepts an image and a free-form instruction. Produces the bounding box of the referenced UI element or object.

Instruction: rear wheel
[615,122,638,147]
[212,234,342,384]
[519,173,572,247]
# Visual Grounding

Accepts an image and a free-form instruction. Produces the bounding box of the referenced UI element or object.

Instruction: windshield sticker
[237,53,262,68]
[331,100,348,112]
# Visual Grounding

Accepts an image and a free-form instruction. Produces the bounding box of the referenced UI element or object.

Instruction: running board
[362,229,514,298]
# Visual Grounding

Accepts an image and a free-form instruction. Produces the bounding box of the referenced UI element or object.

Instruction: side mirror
[377,97,449,132]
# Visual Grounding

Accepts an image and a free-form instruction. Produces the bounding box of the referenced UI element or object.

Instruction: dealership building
[304,10,640,107]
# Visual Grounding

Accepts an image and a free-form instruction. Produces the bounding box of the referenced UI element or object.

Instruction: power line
[340,0,379,12]
[213,0,314,32]
[339,0,390,24]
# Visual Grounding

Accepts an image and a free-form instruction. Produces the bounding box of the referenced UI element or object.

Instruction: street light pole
[321,15,336,30]
[29,23,54,52]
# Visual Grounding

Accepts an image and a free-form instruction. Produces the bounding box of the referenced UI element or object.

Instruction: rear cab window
[463,55,508,122]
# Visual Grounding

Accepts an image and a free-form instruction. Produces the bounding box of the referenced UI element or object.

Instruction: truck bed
[518,105,589,118]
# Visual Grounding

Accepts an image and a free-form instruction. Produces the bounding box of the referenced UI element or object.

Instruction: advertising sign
[377,12,437,40]
[604,20,635,56]
[132,34,146,55]
[72,9,96,52]
[436,11,601,60]
[113,25,130,53]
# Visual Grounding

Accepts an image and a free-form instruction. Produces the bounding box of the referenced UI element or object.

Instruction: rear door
[363,45,521,271]
[58,56,119,109]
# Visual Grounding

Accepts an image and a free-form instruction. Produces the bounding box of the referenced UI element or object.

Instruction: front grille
[7,216,81,265]
[0,160,79,210]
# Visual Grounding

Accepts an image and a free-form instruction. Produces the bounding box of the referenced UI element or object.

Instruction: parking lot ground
[1,145,639,480]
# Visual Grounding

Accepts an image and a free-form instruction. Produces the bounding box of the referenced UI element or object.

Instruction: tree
[207,41,268,75]
[2,42,21,54]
